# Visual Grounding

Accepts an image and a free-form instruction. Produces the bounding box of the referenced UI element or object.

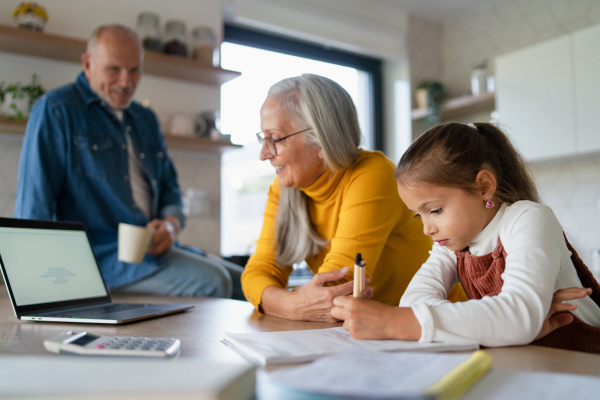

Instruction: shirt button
[124,175,129,181]
[139,153,145,159]
[151,180,157,186]
[125,126,131,132]
[122,143,127,150]
[92,144,98,151]
[157,152,163,158]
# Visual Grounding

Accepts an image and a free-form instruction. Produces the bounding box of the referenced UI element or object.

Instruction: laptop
[0,217,194,324]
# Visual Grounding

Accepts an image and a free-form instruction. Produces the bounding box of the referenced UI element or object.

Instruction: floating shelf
[0,117,26,135]
[0,24,240,86]
[0,117,240,153]
[412,92,495,121]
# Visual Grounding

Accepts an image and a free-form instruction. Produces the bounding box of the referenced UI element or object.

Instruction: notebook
[263,349,492,400]
[0,217,194,324]
[221,326,479,365]
[0,356,256,400]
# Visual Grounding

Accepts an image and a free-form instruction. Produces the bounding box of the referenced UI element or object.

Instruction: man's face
[82,30,142,109]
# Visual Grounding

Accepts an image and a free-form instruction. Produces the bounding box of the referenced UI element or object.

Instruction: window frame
[223,24,384,151]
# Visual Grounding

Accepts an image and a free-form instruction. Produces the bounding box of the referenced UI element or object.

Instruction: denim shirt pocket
[73,133,116,180]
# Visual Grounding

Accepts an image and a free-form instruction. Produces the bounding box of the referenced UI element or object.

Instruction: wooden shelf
[0,117,27,135]
[163,135,241,153]
[412,92,495,121]
[0,24,240,86]
[0,117,240,153]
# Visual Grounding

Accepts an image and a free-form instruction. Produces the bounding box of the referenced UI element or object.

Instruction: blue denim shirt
[15,72,186,288]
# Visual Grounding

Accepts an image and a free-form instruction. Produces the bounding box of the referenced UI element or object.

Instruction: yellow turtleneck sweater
[242,150,462,311]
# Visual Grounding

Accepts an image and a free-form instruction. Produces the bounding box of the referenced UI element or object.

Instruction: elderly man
[15,24,243,299]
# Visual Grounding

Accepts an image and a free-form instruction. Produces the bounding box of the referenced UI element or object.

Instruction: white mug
[118,223,154,263]
[168,113,206,137]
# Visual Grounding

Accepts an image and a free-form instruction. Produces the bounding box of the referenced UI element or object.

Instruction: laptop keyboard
[37,303,147,319]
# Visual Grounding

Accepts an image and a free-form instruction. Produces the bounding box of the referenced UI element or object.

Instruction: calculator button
[95,344,106,349]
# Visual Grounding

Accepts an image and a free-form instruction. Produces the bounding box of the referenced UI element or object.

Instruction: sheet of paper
[222,327,479,365]
[262,350,471,399]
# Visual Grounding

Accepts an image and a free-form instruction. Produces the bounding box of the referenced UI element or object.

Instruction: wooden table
[2,283,600,398]
[0,284,337,363]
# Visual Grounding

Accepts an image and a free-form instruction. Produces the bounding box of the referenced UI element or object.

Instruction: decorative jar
[13,2,48,32]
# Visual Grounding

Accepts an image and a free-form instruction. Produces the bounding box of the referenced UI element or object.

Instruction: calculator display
[71,333,100,346]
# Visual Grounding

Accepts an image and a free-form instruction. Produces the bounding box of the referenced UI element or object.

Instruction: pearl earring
[486,199,495,209]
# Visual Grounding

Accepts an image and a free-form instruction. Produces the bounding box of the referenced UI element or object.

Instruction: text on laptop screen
[0,227,108,306]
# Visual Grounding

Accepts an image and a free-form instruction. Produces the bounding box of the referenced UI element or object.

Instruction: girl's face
[397,182,496,252]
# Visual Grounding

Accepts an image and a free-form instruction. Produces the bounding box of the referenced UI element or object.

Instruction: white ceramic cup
[118,223,154,263]
[168,113,206,137]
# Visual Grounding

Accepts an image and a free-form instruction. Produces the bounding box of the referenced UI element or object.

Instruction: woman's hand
[261,267,372,322]
[535,287,592,340]
[331,296,421,340]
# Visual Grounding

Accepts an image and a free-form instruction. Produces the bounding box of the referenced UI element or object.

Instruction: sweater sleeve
[399,244,458,307]
[406,202,565,347]
[241,179,293,310]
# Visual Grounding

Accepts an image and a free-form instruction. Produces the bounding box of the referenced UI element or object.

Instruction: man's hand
[146,216,180,255]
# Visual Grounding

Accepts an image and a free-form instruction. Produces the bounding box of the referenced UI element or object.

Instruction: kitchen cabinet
[495,23,600,161]
[573,24,600,153]
[0,24,241,153]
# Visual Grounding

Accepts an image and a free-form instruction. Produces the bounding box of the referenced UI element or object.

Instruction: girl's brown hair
[395,122,540,204]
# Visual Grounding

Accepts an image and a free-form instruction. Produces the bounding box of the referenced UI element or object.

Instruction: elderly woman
[241,74,453,322]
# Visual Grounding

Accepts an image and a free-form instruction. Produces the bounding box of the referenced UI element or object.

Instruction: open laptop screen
[0,225,108,306]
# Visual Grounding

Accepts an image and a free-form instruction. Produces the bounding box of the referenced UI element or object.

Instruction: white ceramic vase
[1,92,30,118]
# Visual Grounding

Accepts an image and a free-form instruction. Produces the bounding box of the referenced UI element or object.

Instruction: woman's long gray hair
[269,74,361,266]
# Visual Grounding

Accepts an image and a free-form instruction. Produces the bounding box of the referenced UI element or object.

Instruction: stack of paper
[261,350,492,400]
[222,326,479,365]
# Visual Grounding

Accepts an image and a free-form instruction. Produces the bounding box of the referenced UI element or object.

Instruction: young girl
[331,122,600,353]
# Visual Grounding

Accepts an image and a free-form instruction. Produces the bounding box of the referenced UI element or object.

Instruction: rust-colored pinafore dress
[455,236,600,354]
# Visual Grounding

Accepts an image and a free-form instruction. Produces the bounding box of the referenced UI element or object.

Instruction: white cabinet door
[573,24,600,153]
[496,36,576,161]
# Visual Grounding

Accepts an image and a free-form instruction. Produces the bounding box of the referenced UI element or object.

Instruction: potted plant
[12,2,49,32]
[0,74,45,120]
[416,79,448,128]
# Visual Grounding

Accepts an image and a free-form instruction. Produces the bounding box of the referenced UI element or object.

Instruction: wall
[0,0,226,254]
[433,0,600,266]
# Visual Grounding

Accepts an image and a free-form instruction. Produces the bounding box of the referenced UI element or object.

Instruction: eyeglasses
[256,127,311,156]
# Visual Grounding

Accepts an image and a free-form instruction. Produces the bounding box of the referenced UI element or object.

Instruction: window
[220,25,382,257]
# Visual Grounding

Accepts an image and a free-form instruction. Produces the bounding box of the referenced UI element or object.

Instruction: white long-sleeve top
[400,200,600,347]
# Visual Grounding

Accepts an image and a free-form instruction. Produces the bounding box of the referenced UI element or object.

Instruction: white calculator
[44,331,181,357]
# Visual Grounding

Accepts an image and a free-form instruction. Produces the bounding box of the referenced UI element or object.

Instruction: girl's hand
[535,287,592,340]
[261,268,371,322]
[331,296,421,340]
